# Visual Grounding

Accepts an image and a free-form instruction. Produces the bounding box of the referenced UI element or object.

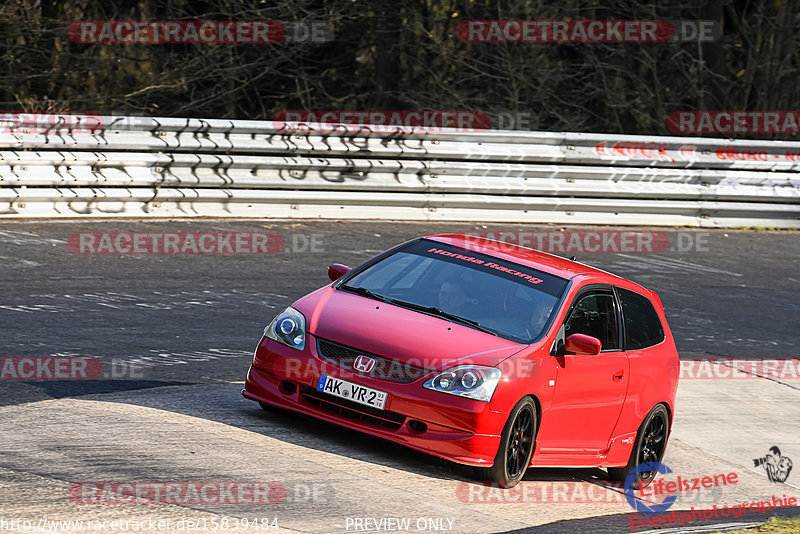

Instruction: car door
[537,286,630,454]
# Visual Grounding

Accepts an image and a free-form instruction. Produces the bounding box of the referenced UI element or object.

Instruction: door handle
[613,369,624,382]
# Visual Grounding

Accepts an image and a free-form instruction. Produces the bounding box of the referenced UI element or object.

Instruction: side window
[564,292,620,351]
[617,288,665,350]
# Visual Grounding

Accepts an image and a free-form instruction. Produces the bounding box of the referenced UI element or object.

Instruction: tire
[259,402,274,411]
[478,397,537,488]
[608,404,670,488]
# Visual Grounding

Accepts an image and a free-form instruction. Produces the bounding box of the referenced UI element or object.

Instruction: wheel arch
[636,400,672,436]
[656,400,674,431]
[524,392,543,441]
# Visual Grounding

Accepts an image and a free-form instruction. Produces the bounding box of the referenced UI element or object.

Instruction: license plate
[316,374,387,410]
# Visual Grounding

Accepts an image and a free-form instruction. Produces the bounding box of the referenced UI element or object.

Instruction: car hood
[294,287,525,371]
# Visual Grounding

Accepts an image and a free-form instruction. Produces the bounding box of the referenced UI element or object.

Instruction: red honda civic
[243,234,679,487]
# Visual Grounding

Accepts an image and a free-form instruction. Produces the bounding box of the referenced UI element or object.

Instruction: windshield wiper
[386,299,498,336]
[339,285,387,302]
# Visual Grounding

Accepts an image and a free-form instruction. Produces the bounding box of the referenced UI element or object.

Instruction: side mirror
[565,334,602,356]
[328,263,352,282]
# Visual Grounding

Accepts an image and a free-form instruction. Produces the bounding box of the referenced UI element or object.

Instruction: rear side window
[617,288,665,350]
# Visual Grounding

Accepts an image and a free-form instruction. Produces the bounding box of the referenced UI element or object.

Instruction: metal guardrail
[0,115,798,226]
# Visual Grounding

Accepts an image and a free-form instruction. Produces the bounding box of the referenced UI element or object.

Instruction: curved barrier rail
[0,115,798,226]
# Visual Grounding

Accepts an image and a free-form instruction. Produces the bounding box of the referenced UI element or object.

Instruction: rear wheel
[608,404,670,487]
[478,397,537,488]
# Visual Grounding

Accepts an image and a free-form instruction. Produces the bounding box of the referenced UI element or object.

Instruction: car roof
[423,233,628,283]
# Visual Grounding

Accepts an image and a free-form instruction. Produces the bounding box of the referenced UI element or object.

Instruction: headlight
[264,307,306,351]
[423,365,502,402]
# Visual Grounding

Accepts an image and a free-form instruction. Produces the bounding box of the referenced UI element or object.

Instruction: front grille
[317,338,432,383]
[301,386,406,431]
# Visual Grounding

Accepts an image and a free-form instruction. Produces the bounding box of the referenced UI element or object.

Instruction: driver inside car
[438,281,470,315]
[527,297,553,338]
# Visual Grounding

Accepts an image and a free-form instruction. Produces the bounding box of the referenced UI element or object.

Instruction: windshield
[340,239,569,343]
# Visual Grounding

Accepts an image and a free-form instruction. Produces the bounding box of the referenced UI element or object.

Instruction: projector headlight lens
[264,307,306,351]
[423,365,501,402]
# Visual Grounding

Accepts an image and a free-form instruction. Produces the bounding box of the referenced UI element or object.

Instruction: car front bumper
[242,335,504,467]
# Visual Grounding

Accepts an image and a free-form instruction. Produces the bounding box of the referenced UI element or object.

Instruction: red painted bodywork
[243,234,679,469]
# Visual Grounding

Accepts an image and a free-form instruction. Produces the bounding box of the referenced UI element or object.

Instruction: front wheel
[478,397,537,488]
[608,404,670,487]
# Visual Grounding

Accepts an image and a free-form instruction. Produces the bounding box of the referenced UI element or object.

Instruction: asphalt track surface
[1,220,799,534]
